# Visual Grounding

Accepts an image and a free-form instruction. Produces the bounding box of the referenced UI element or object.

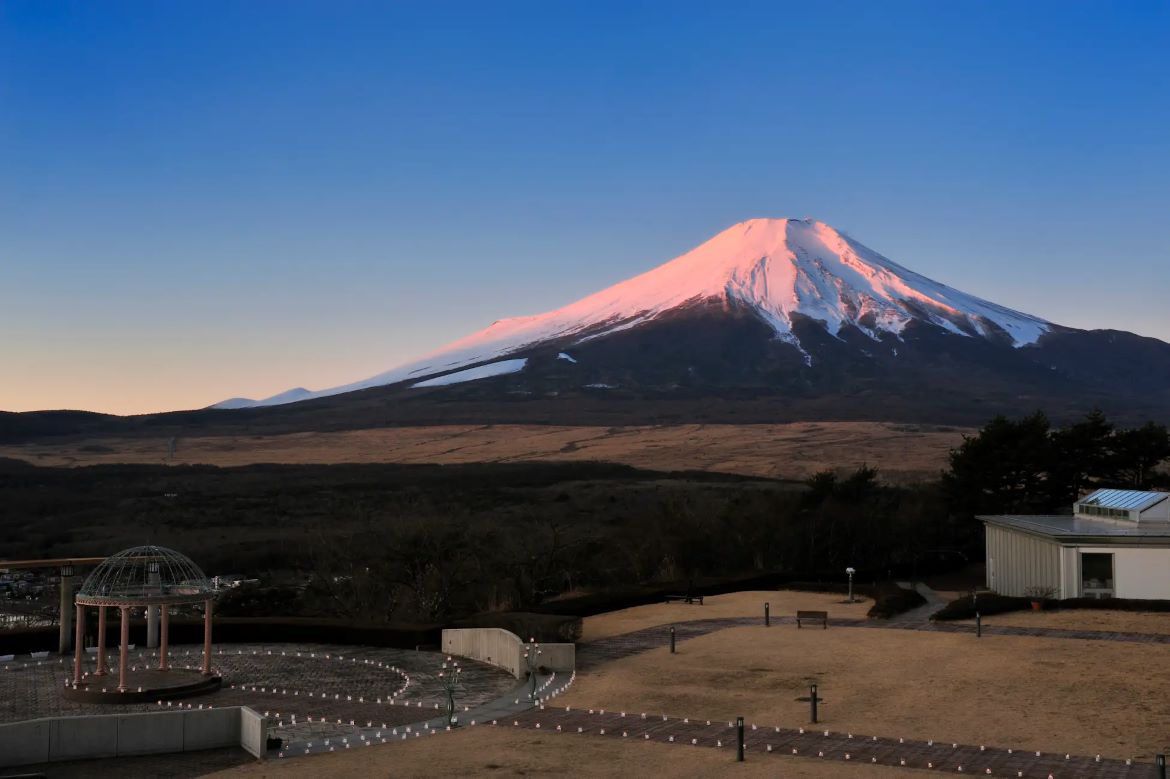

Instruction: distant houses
[980,489,1170,600]
[211,574,258,590]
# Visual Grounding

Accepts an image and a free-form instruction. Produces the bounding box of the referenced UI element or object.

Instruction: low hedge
[1057,597,1170,612]
[866,583,927,619]
[931,593,1031,620]
[932,594,1170,621]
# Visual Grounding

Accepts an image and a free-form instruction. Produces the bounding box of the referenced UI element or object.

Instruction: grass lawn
[580,590,874,642]
[562,624,1170,760]
[961,608,1170,635]
[204,724,912,778]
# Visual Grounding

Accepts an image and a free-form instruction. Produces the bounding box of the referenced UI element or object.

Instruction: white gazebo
[71,545,217,694]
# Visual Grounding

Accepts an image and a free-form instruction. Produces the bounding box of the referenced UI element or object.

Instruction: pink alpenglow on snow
[215,218,1051,408]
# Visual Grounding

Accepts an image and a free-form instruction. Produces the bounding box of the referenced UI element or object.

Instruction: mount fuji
[5,216,1170,444]
[217,218,1068,410]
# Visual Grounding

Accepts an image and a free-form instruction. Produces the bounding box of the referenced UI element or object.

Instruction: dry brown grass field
[579,590,873,642]
[559,624,1170,761]
[0,421,967,480]
[205,724,912,778]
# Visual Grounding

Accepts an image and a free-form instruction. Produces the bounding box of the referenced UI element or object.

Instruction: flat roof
[980,514,1170,543]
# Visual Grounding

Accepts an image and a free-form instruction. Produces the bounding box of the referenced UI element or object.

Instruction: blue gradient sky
[2,1,1168,414]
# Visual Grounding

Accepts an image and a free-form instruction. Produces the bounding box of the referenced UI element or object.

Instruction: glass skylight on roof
[1078,489,1167,512]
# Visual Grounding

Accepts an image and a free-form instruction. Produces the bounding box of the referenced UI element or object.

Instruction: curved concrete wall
[441,627,574,678]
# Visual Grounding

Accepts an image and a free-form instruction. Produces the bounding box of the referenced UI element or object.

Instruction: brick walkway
[498,708,1155,778]
[579,616,846,668]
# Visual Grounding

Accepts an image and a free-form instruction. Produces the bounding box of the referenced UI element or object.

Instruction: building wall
[984,523,1061,597]
[1075,546,1170,599]
[1137,498,1169,522]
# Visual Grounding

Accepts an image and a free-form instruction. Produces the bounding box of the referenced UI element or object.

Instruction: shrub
[866,583,927,619]
[934,593,1170,621]
[932,593,1031,620]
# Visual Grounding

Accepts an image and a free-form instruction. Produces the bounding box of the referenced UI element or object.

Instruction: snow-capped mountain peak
[215,217,1053,408]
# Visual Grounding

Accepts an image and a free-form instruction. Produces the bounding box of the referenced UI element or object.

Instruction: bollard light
[736,716,745,763]
[845,567,856,603]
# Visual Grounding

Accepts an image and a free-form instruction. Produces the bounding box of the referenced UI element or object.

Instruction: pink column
[118,606,130,691]
[71,604,84,685]
[201,599,213,674]
[95,606,107,676]
[158,606,169,671]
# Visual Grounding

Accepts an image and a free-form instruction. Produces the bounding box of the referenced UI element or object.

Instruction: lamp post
[58,563,75,655]
[523,637,542,700]
[438,656,462,727]
[146,561,161,649]
[845,567,856,603]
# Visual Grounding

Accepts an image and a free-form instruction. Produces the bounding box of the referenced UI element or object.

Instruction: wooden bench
[796,609,828,629]
[665,594,704,605]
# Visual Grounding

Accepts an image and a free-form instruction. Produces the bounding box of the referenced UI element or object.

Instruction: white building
[980,488,1170,600]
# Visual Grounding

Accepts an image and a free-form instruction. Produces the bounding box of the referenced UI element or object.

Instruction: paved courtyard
[1,641,516,745]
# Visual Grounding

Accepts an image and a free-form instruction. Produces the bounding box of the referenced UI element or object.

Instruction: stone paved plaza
[1,641,517,745]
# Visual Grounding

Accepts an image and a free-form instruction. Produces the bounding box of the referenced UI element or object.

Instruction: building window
[1076,504,1130,520]
[1080,553,1114,598]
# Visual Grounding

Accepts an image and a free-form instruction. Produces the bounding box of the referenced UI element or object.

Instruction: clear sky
[2,1,1168,415]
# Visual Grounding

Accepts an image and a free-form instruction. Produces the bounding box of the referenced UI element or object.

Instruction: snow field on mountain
[409,358,528,388]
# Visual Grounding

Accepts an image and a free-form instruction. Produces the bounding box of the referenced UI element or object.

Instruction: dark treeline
[266,467,956,624]
[944,410,1170,516]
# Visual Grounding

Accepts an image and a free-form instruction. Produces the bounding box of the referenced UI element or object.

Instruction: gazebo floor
[63,667,222,704]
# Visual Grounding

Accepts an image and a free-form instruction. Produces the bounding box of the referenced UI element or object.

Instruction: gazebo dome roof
[76,545,214,606]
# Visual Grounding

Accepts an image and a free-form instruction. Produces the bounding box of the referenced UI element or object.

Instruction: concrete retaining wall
[239,707,267,758]
[0,706,267,768]
[441,628,575,677]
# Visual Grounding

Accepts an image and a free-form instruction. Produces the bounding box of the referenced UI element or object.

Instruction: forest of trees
[4,410,1167,627]
[278,467,957,623]
[943,410,1170,516]
[292,410,1170,623]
